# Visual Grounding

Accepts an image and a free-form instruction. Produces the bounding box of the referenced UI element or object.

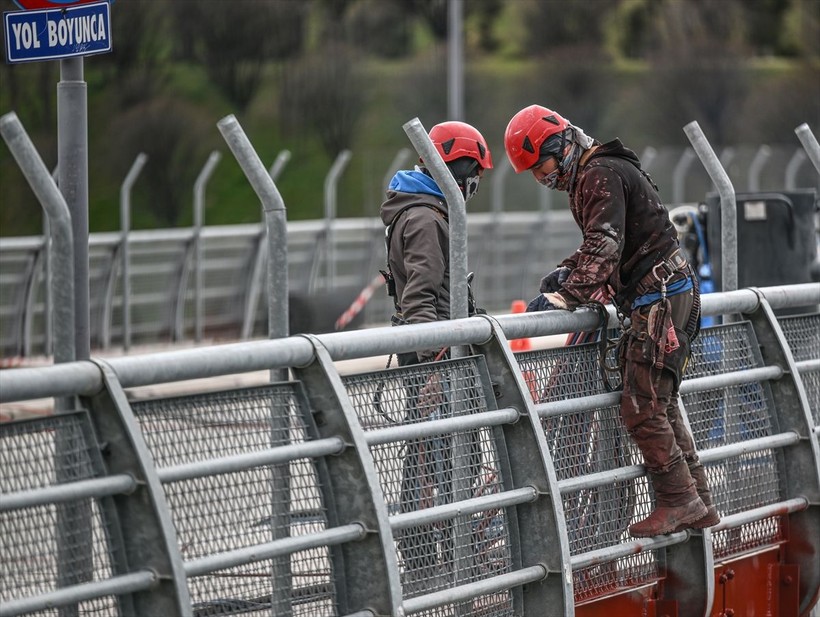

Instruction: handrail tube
[364,408,519,446]
[679,364,783,394]
[389,487,538,531]
[119,152,148,352]
[747,144,771,192]
[0,570,157,617]
[403,118,470,330]
[0,112,75,365]
[157,437,346,483]
[536,392,620,420]
[570,531,689,570]
[797,358,820,373]
[401,565,547,615]
[323,149,352,291]
[193,150,221,343]
[217,115,289,358]
[698,431,801,464]
[684,121,737,291]
[711,497,808,533]
[0,474,137,512]
[558,464,645,495]
[794,123,820,173]
[183,523,366,577]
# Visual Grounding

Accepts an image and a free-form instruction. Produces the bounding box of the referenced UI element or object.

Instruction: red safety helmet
[504,105,570,173]
[428,121,493,170]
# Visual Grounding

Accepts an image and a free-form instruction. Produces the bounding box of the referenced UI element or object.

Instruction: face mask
[463,174,481,201]
[540,142,583,192]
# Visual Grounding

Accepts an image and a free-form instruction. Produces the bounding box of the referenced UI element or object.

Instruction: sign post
[4,0,113,363]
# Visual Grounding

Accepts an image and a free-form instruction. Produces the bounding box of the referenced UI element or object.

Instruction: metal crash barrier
[1,284,818,617]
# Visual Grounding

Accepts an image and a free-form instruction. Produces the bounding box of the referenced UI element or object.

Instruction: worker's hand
[418,371,444,416]
[527,294,558,312]
[539,267,571,293]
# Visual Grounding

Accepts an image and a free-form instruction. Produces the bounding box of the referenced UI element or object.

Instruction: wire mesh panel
[516,342,656,602]
[0,412,121,616]
[343,357,515,616]
[683,322,784,560]
[131,384,337,617]
[779,312,820,425]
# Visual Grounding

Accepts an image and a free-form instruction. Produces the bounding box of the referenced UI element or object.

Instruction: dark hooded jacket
[556,139,681,312]
[380,171,450,324]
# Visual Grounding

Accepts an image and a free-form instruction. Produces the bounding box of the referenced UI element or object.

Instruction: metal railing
[1,283,818,616]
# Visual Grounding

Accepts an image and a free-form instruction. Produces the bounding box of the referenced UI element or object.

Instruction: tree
[278,44,365,158]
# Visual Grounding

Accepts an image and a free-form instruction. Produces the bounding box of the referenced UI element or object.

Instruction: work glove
[539,266,571,293]
[526,292,570,312]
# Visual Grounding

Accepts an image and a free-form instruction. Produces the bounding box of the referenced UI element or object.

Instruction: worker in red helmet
[504,104,719,537]
[381,120,493,345]
[380,120,491,577]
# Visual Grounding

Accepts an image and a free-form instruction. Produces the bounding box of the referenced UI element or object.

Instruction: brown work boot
[675,461,720,531]
[629,495,708,537]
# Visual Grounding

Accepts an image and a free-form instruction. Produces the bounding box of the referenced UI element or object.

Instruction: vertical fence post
[640,146,657,172]
[268,149,291,182]
[403,118,469,325]
[217,113,292,614]
[684,121,738,292]
[795,123,820,174]
[491,157,512,307]
[672,147,697,205]
[323,150,352,291]
[785,149,807,190]
[748,144,771,192]
[119,153,148,352]
[192,150,221,343]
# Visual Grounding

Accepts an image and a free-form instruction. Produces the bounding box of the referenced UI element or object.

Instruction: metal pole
[795,123,820,174]
[403,117,468,324]
[672,147,697,205]
[491,158,511,307]
[217,115,289,347]
[217,114,291,615]
[719,147,736,170]
[193,150,221,343]
[684,121,737,292]
[57,57,89,362]
[119,153,148,352]
[1,109,80,617]
[640,146,657,172]
[0,113,74,366]
[382,147,412,198]
[323,149,352,290]
[748,144,771,192]
[268,149,291,182]
[44,165,59,356]
[447,0,464,121]
[785,149,807,190]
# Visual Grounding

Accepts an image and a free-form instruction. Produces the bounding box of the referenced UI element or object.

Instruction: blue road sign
[4,1,111,64]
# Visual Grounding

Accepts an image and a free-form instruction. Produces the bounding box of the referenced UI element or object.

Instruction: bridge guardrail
[1,283,818,616]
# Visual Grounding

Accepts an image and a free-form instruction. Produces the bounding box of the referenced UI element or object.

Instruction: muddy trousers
[620,289,714,509]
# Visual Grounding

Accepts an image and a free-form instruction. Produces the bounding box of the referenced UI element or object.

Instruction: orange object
[510,300,532,351]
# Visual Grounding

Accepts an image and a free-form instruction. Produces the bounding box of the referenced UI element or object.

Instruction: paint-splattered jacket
[554,139,681,313]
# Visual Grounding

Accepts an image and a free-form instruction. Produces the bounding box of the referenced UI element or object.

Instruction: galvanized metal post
[268,149,291,182]
[785,149,807,190]
[640,146,657,172]
[1,109,81,617]
[193,151,221,343]
[323,150,352,290]
[403,117,469,327]
[119,153,148,352]
[684,121,738,292]
[795,123,820,174]
[447,0,464,121]
[747,144,771,192]
[57,57,89,363]
[492,157,512,306]
[672,147,697,205]
[217,113,292,614]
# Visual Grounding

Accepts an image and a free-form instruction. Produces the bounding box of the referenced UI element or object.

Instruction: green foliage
[1,0,818,237]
